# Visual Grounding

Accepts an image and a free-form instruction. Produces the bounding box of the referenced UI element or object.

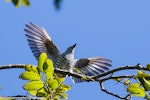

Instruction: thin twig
[99,82,131,100]
[99,75,135,83]
[54,68,95,81]
[92,64,147,79]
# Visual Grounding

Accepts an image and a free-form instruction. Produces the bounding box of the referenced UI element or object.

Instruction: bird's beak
[71,43,76,48]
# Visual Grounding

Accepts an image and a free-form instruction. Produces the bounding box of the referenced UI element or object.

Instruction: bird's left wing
[24,22,60,63]
[72,57,112,83]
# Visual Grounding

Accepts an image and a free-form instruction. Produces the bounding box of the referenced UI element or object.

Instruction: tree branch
[92,64,147,79]
[100,75,135,83]
[0,63,147,82]
[0,63,148,99]
[0,64,25,70]
[0,64,95,81]
[3,95,42,100]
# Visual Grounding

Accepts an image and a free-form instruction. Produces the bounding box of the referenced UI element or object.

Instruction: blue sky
[0,0,150,100]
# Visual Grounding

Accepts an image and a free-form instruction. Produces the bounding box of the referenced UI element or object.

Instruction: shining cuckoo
[24,22,112,83]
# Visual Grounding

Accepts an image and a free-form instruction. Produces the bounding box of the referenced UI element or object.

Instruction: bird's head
[65,43,76,54]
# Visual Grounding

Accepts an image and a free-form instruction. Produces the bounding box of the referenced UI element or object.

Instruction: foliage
[127,83,145,97]
[20,52,71,100]
[1,55,150,99]
[119,69,150,99]
[6,0,62,9]
[6,0,30,8]
[1,58,150,99]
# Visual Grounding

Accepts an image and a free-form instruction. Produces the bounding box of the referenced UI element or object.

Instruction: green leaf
[139,77,150,91]
[81,76,87,81]
[43,59,54,79]
[12,0,20,8]
[36,88,48,97]
[56,77,65,85]
[72,67,82,74]
[48,79,59,90]
[53,96,61,100]
[114,78,122,82]
[57,84,71,93]
[138,70,146,77]
[143,77,150,91]
[5,0,11,2]
[28,88,48,97]
[138,70,150,91]
[38,52,47,72]
[23,80,44,91]
[43,59,54,72]
[124,79,130,85]
[147,64,150,71]
[25,64,38,73]
[20,71,41,81]
[59,93,68,99]
[28,90,37,96]
[127,83,145,97]
[21,0,30,6]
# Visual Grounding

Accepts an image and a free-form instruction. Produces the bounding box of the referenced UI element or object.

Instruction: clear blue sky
[0,0,150,100]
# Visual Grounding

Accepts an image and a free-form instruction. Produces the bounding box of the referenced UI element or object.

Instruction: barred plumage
[24,22,112,83]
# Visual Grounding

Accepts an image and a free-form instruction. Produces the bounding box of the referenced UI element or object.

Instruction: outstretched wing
[72,57,112,83]
[24,22,60,63]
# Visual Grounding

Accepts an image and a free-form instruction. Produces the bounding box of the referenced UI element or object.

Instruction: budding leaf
[56,77,65,85]
[25,64,38,73]
[12,0,20,7]
[147,64,150,71]
[57,84,71,93]
[20,71,41,81]
[114,78,122,82]
[21,0,30,6]
[72,67,82,74]
[60,94,68,99]
[142,77,150,91]
[48,79,59,90]
[36,88,48,97]
[38,52,47,72]
[124,79,130,85]
[23,80,44,91]
[5,0,11,2]
[138,70,150,91]
[127,83,145,97]
[28,90,37,96]
[43,59,54,79]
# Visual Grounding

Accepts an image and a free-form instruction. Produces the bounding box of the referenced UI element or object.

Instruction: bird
[24,22,112,83]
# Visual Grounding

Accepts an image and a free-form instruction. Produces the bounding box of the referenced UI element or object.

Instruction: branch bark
[0,63,148,99]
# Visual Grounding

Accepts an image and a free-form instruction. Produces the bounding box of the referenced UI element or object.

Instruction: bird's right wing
[24,22,60,63]
[72,57,112,83]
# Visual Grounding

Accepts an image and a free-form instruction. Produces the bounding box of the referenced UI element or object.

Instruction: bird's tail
[71,76,83,83]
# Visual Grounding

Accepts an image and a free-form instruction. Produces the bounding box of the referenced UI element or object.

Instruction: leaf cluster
[127,70,150,99]
[6,0,30,7]
[20,53,71,100]
[6,0,62,9]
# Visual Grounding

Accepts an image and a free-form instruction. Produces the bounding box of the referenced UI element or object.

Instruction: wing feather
[72,57,112,83]
[24,22,60,63]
